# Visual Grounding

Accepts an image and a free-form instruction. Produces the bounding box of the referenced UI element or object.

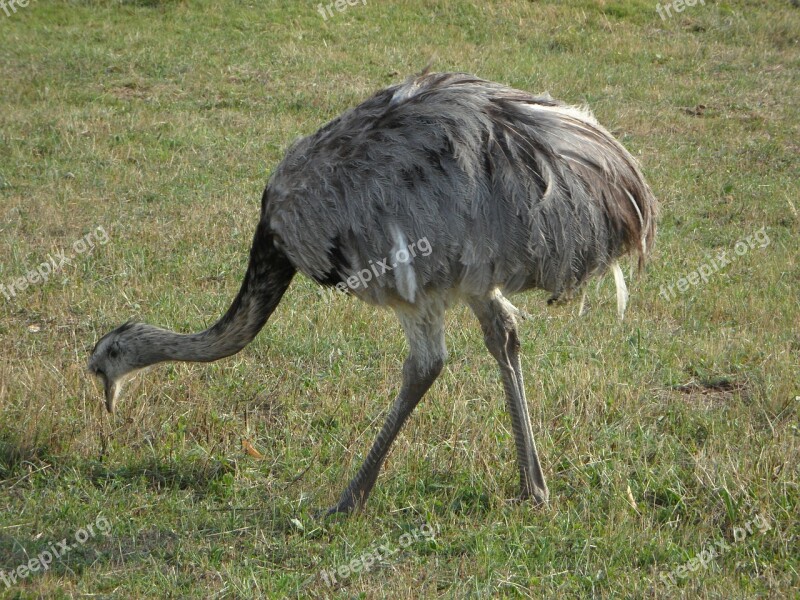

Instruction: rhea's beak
[103,375,119,413]
[91,370,118,413]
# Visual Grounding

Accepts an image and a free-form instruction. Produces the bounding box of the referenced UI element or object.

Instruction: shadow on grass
[0,431,56,482]
[0,526,180,584]
[84,456,312,532]
[73,0,185,8]
[86,454,236,496]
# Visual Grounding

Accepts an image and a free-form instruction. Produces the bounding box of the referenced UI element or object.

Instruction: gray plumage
[269,72,655,306]
[89,71,657,514]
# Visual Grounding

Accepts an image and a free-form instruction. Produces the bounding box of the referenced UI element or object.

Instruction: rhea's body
[268,73,653,308]
[89,72,656,514]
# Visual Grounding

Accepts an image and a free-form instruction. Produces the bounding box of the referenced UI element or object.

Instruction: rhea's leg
[468,291,549,505]
[326,301,447,515]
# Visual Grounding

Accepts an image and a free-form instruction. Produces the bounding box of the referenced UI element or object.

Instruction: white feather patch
[624,188,647,255]
[391,225,417,303]
[520,101,599,126]
[612,261,628,321]
[390,81,421,105]
[492,289,532,320]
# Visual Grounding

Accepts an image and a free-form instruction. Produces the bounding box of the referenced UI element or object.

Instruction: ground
[0,0,798,598]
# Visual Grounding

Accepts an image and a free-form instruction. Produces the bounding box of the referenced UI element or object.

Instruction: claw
[313,495,358,520]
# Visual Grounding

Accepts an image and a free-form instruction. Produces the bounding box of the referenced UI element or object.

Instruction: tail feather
[611,261,628,321]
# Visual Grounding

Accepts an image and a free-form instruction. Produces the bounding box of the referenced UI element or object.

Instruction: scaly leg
[326,301,447,515]
[468,291,549,505]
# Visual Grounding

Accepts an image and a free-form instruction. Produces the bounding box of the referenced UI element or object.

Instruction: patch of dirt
[682,103,709,117]
[670,377,748,408]
[109,82,152,100]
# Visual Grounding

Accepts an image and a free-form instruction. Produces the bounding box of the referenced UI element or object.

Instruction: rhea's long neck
[132,221,297,368]
[132,304,272,367]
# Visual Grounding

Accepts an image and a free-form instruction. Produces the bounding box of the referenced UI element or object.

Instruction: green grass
[1,0,798,597]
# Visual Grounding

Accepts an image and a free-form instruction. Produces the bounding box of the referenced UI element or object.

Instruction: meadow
[0,0,798,597]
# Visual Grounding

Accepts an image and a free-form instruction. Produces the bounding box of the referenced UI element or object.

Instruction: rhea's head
[88,321,149,413]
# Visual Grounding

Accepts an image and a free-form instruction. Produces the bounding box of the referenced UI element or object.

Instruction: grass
[0,0,798,597]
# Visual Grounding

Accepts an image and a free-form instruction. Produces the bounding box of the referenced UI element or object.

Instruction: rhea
[89,72,657,515]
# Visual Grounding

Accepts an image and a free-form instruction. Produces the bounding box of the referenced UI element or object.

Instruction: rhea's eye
[108,347,119,359]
